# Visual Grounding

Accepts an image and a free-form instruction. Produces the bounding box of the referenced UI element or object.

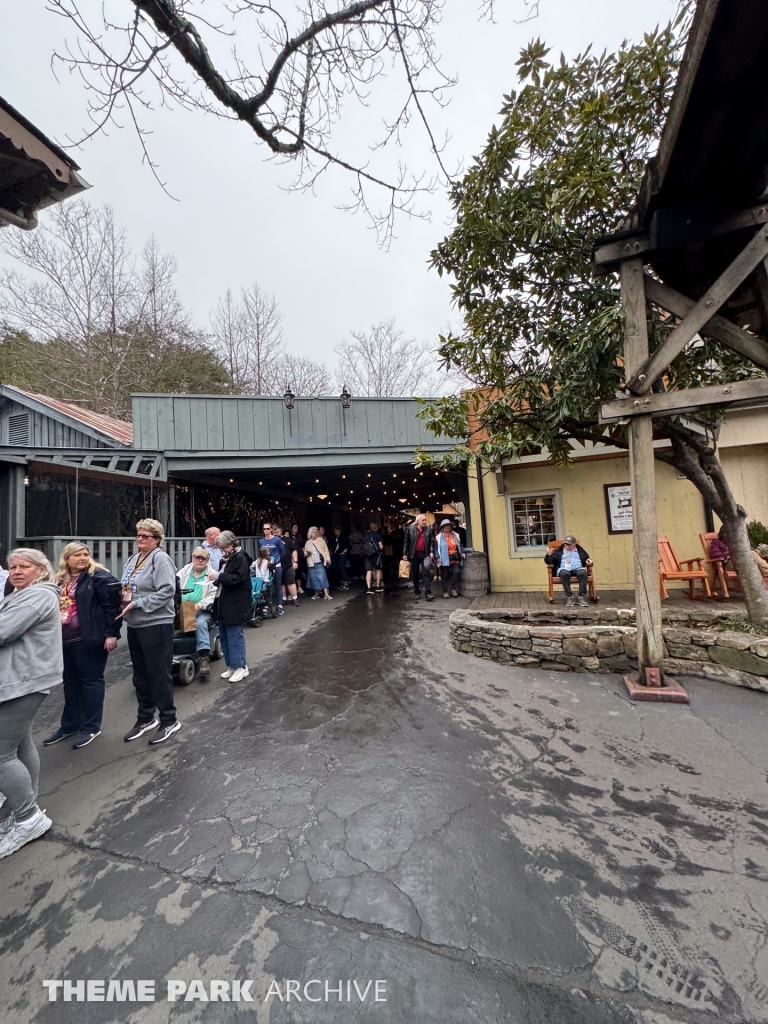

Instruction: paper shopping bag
[181,601,197,633]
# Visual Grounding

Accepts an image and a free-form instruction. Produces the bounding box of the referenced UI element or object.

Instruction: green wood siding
[131,395,452,456]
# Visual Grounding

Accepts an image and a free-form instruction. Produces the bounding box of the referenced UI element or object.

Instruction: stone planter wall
[449,610,768,694]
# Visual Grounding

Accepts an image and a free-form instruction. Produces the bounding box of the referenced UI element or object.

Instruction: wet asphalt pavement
[2,586,768,1024]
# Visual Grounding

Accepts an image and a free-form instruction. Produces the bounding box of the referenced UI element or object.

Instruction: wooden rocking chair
[546,540,599,603]
[699,531,740,599]
[657,537,712,600]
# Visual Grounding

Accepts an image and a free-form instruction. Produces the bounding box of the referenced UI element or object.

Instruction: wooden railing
[18,536,263,576]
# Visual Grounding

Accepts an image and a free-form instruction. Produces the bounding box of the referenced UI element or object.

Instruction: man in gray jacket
[118,519,180,745]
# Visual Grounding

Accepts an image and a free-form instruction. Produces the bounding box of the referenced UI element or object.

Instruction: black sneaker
[577,596,589,607]
[43,728,78,746]
[426,593,435,602]
[367,588,374,595]
[565,596,575,607]
[149,720,181,745]
[73,730,101,749]
[124,718,159,742]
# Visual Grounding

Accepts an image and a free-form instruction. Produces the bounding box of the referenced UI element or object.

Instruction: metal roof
[3,386,133,445]
[0,95,89,227]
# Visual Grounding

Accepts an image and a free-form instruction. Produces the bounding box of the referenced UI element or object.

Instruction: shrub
[746,521,768,548]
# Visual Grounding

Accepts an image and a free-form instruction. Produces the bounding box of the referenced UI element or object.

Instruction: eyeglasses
[136,533,155,540]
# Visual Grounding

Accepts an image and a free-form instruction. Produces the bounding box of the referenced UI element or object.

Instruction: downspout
[476,457,492,592]
[0,207,38,230]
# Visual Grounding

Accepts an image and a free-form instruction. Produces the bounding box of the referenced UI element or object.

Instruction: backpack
[361,533,379,557]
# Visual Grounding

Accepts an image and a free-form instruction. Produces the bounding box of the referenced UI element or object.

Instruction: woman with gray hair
[304,527,332,600]
[118,518,180,745]
[215,531,252,683]
[0,548,62,860]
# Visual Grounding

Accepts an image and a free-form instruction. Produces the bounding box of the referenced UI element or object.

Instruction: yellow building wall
[472,455,708,592]
[718,445,768,529]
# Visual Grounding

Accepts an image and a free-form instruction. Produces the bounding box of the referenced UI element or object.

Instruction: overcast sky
[0,0,675,366]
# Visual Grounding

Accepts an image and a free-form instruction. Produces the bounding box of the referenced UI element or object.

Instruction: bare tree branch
[46,0,456,243]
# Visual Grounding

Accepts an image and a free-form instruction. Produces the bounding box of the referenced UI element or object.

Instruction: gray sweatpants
[0,691,47,821]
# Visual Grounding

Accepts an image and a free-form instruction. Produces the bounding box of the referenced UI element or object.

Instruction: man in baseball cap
[544,535,593,607]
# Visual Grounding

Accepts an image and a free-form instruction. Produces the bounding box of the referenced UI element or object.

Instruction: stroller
[249,565,277,626]
[173,587,223,685]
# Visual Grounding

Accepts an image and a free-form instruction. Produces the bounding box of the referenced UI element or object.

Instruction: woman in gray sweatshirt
[118,518,180,746]
[0,547,62,860]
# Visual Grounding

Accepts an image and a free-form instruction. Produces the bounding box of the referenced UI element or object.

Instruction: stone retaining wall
[449,610,768,693]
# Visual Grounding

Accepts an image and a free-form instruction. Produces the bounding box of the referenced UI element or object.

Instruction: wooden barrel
[461,550,489,597]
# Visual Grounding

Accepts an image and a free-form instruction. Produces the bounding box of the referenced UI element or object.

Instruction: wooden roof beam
[626,225,768,393]
[643,274,768,371]
[600,376,768,423]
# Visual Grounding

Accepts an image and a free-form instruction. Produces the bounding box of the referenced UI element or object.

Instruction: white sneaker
[0,808,52,860]
[298,586,304,594]
[221,668,233,679]
[323,594,333,600]
[229,667,250,683]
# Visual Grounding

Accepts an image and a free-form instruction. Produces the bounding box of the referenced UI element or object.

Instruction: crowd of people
[0,514,465,861]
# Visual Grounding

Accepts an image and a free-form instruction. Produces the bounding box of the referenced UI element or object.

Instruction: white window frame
[506,489,564,558]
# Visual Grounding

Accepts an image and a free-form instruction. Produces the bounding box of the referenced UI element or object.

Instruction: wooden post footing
[622,673,690,704]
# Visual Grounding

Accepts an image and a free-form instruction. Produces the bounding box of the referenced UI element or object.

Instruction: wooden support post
[621,259,665,682]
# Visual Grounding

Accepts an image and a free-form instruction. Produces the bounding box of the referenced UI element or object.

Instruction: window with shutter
[8,413,30,445]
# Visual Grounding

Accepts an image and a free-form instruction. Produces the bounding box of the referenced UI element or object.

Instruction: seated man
[545,535,593,607]
[177,548,218,678]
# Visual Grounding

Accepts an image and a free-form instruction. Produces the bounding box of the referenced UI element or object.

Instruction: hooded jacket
[0,583,63,701]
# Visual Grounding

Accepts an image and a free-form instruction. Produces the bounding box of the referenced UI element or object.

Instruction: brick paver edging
[449,609,768,693]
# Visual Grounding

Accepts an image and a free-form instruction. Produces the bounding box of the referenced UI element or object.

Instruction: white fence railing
[19,536,263,576]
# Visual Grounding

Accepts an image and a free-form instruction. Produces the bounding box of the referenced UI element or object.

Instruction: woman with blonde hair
[0,548,61,860]
[43,543,122,750]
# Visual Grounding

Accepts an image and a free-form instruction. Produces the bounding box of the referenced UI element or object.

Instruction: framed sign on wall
[604,483,633,534]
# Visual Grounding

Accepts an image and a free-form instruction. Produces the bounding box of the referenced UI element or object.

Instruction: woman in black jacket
[215,531,253,684]
[43,543,122,749]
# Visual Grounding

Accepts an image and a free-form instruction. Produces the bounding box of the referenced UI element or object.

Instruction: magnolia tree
[419,12,768,625]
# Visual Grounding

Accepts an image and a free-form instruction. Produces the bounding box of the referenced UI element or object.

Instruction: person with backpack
[362,522,384,594]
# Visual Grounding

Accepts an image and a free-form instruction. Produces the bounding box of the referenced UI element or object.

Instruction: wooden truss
[593,222,768,691]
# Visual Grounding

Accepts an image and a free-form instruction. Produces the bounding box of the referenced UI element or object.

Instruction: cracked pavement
[2,587,768,1023]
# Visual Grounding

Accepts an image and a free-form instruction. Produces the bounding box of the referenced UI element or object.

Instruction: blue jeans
[218,622,246,669]
[332,554,350,583]
[195,610,212,652]
[558,567,588,597]
[61,640,109,733]
[272,565,283,606]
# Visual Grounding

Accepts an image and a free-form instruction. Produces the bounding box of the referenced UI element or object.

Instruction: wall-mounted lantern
[284,389,295,410]
[340,386,351,409]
